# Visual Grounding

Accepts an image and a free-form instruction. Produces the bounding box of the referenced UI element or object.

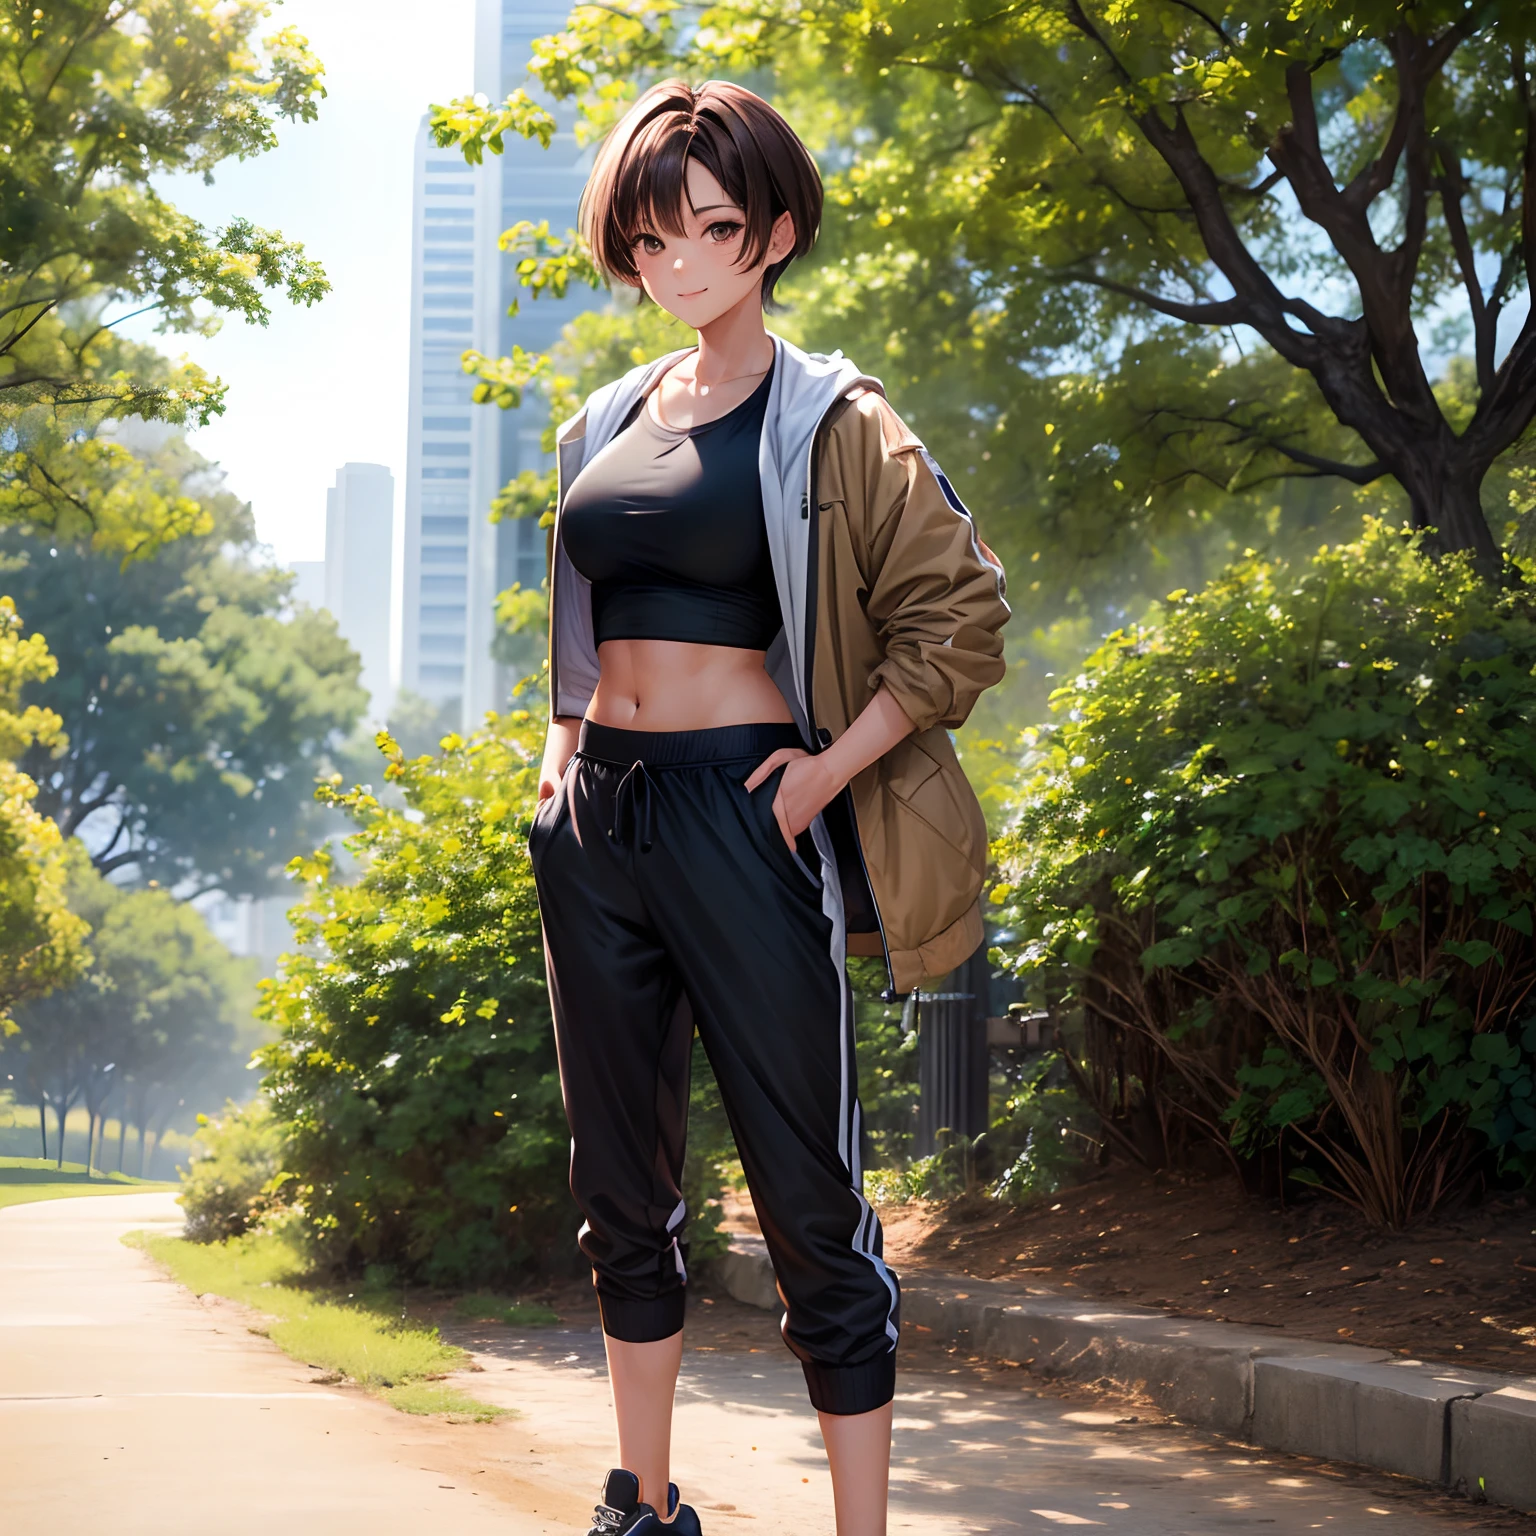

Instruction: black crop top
[560,368,781,650]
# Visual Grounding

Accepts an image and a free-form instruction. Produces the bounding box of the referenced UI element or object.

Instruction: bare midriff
[584,637,794,731]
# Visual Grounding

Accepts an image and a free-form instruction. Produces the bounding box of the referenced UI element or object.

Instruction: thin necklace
[693,360,771,397]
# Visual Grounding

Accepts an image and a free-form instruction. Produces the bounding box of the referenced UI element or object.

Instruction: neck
[692,287,773,383]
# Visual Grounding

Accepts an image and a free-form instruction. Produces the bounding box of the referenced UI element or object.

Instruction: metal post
[914,946,992,1157]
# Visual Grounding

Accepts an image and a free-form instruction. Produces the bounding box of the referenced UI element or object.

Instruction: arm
[744,686,916,849]
[538,715,583,801]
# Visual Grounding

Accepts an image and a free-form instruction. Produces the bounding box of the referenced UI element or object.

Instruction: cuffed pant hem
[596,1286,687,1344]
[802,1350,897,1415]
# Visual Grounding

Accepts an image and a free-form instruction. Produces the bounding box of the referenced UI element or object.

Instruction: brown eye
[707,221,742,243]
[637,234,663,255]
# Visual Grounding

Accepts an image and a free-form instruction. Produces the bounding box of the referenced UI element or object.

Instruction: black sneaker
[586,1469,703,1535]
[658,1482,703,1535]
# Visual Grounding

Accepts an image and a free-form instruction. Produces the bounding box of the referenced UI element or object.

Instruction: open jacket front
[547,334,1011,994]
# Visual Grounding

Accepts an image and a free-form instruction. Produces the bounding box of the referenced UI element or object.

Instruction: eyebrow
[633,202,743,238]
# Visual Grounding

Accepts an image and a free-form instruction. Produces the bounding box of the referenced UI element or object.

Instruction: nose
[672,256,684,272]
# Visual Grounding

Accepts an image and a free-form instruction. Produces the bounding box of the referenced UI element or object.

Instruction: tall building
[324,462,396,722]
[400,0,602,728]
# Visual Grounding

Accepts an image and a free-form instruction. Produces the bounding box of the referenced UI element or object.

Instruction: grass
[451,1292,560,1327]
[0,1092,197,1178]
[126,1228,511,1421]
[383,1383,510,1421]
[0,1156,175,1210]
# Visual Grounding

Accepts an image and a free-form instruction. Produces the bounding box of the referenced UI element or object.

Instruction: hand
[536,754,562,802]
[744,748,846,851]
[538,716,582,803]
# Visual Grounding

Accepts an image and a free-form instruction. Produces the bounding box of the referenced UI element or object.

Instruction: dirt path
[2,1193,1529,1534]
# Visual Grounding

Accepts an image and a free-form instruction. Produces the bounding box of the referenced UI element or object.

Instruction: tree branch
[1166,0,1234,49]
[1143,403,1387,485]
[1063,0,1136,89]
[1265,41,1443,425]
[92,848,143,878]
[1261,439,1388,485]
[0,294,61,330]
[1434,140,1495,394]
[1059,271,1252,326]
[1516,42,1536,301]
[1464,307,1536,468]
[1134,103,1331,370]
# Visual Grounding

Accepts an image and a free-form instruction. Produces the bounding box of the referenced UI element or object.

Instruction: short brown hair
[580,79,822,309]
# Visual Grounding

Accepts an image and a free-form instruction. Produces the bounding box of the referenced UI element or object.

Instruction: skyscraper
[400,1,603,728]
[324,462,395,722]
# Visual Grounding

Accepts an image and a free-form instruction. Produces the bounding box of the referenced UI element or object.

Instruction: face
[629,158,796,329]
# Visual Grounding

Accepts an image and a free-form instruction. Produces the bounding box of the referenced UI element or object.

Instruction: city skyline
[253,3,608,730]
[398,0,605,726]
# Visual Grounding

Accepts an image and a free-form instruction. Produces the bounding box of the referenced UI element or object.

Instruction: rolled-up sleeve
[863,438,1011,733]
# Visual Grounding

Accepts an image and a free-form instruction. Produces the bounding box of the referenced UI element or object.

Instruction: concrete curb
[709,1234,1536,1513]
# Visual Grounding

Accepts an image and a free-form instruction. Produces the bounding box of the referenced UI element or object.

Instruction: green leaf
[1444,939,1500,969]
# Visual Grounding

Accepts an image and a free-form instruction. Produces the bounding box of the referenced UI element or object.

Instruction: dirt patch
[723,1168,1536,1374]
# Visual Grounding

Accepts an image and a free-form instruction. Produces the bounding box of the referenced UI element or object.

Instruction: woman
[528,78,1010,1535]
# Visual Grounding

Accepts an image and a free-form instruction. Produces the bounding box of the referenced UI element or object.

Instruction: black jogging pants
[528,719,900,1416]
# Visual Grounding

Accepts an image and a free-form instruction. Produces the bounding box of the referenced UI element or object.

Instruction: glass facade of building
[401,1,602,723]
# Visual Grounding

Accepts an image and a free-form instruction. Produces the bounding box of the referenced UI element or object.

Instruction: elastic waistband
[577,719,805,768]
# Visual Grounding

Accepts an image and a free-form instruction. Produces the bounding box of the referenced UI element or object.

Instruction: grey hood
[548,332,881,737]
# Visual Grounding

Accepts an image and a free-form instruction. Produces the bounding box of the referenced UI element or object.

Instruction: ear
[765,208,797,266]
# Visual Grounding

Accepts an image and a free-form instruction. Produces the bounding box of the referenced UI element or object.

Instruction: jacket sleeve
[834,394,1009,733]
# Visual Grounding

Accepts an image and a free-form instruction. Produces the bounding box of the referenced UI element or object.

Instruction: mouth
[676,287,708,299]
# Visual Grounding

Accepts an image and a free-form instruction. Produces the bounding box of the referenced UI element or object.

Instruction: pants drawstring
[608,759,655,852]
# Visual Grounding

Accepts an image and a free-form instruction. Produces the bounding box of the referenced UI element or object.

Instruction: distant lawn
[127,1228,510,1423]
[0,1157,175,1211]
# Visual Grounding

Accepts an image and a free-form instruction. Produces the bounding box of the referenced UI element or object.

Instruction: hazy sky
[119,0,478,562]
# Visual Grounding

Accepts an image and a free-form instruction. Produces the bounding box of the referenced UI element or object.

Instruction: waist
[586,637,794,733]
[577,718,806,768]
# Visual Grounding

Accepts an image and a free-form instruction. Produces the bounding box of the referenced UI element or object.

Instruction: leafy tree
[257,711,568,1286]
[5,849,256,1171]
[438,1,1536,572]
[0,0,328,553]
[992,522,1536,1226]
[0,595,85,1018]
[4,431,368,898]
[429,11,1396,751]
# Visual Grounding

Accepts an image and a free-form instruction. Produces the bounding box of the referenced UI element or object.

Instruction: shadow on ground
[431,1287,1534,1534]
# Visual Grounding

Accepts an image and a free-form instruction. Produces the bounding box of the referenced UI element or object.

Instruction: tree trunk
[54,1101,68,1169]
[37,1099,47,1162]
[116,1113,128,1173]
[136,1120,146,1178]
[1400,459,1500,567]
[84,1112,95,1176]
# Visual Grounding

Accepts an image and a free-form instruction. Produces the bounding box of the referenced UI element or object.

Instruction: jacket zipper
[802,405,900,1001]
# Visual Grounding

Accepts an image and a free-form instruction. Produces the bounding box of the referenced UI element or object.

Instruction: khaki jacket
[548,336,1009,994]
[809,390,1009,989]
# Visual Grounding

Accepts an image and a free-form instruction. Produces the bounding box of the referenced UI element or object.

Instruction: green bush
[256,712,571,1287]
[179,1099,290,1243]
[992,521,1536,1227]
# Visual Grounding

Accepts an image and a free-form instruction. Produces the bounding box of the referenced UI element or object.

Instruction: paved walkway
[0,1193,527,1535]
[1,1194,1525,1534]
